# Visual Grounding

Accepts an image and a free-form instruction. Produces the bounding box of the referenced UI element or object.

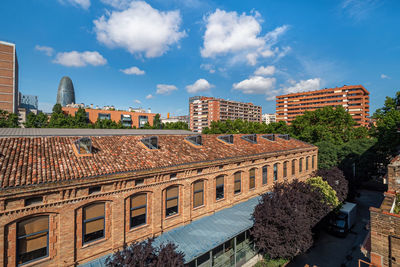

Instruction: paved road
[287,190,384,267]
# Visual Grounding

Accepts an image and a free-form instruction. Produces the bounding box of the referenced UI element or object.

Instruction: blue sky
[1,0,399,116]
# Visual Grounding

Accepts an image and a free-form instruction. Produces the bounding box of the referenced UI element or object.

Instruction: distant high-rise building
[56,76,75,106]
[262,113,276,124]
[19,93,38,111]
[0,41,19,113]
[276,85,370,127]
[189,96,262,132]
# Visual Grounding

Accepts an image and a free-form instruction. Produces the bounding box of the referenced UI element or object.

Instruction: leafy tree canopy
[0,109,20,128]
[307,176,339,208]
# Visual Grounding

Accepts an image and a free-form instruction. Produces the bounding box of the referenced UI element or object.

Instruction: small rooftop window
[218,134,234,144]
[89,186,101,195]
[75,137,92,154]
[141,136,159,149]
[241,134,257,144]
[262,134,275,141]
[277,134,290,140]
[185,135,202,146]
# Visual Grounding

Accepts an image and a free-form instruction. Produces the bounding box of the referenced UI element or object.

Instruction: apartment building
[0,41,18,113]
[262,113,276,124]
[0,129,317,266]
[276,85,370,126]
[189,96,262,132]
[62,107,157,128]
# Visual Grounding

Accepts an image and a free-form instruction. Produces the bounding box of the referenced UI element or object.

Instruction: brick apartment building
[369,155,400,267]
[0,41,18,114]
[189,96,262,132]
[276,85,370,127]
[62,107,157,128]
[0,129,317,266]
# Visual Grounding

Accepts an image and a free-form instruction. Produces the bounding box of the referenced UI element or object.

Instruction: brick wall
[0,148,317,266]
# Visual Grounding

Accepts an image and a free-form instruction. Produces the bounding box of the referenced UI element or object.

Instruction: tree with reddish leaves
[252,180,330,259]
[105,238,184,267]
[315,167,348,203]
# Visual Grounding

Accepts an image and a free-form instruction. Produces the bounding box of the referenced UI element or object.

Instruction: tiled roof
[0,134,315,189]
[0,128,195,137]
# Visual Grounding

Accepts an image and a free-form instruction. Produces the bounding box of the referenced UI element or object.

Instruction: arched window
[262,165,268,185]
[283,161,288,178]
[193,180,204,208]
[273,163,278,181]
[249,169,256,189]
[312,155,316,169]
[130,194,147,228]
[299,158,303,173]
[234,172,241,194]
[17,216,49,265]
[216,176,224,200]
[292,160,296,176]
[306,157,310,171]
[83,203,105,244]
[166,186,179,217]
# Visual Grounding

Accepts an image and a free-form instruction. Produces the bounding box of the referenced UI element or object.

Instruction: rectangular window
[24,196,43,206]
[130,194,147,228]
[273,163,278,181]
[216,176,224,200]
[306,157,309,171]
[135,179,144,186]
[299,158,303,173]
[193,181,204,208]
[166,187,179,217]
[88,186,101,195]
[283,162,287,178]
[170,173,177,180]
[83,203,105,244]
[262,166,268,185]
[234,172,241,194]
[312,155,315,169]
[249,169,256,189]
[17,216,49,265]
[292,160,296,175]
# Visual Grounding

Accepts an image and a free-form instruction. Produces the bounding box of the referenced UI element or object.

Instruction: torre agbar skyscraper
[56,76,76,106]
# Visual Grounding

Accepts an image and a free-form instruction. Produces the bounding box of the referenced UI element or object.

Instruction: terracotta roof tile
[0,134,315,189]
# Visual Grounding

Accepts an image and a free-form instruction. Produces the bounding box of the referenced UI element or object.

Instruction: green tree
[24,112,49,128]
[74,107,88,128]
[307,176,340,208]
[48,104,74,128]
[0,109,20,128]
[152,114,162,129]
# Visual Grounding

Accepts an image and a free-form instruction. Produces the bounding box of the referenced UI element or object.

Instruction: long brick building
[0,41,18,114]
[276,85,370,127]
[189,96,262,132]
[370,155,400,267]
[0,129,317,266]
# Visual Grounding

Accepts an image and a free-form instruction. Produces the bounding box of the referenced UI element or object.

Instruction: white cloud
[233,76,276,94]
[120,66,145,75]
[94,1,186,58]
[186,79,214,93]
[100,0,131,9]
[35,45,54,56]
[282,78,321,94]
[380,74,390,79]
[200,63,215,73]
[134,99,142,104]
[341,0,379,21]
[201,9,289,65]
[53,51,107,67]
[59,0,91,9]
[156,84,178,95]
[146,94,154,99]
[254,65,275,76]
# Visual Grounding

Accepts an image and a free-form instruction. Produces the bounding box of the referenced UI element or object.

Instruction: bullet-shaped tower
[56,76,75,106]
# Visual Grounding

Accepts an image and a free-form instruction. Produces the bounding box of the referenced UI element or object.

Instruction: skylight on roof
[241,134,257,144]
[277,134,290,140]
[185,135,202,146]
[75,137,92,154]
[261,134,275,141]
[141,136,159,149]
[218,134,234,144]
